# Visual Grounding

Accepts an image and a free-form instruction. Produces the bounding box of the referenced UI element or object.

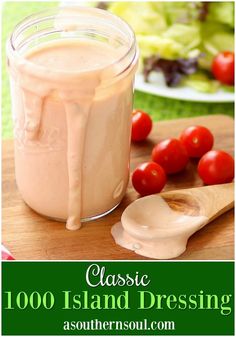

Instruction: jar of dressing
[7,7,138,230]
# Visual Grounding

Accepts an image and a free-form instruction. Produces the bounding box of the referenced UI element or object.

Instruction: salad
[105,2,234,93]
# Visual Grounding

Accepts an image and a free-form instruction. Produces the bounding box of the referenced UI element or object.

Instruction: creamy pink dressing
[9,39,136,229]
[111,195,208,259]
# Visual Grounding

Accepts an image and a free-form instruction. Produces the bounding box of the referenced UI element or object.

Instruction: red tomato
[132,162,166,196]
[1,245,15,260]
[152,138,189,174]
[131,109,152,142]
[212,51,234,85]
[198,150,234,185]
[180,125,214,158]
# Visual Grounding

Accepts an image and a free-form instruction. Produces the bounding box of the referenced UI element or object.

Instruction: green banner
[2,261,234,335]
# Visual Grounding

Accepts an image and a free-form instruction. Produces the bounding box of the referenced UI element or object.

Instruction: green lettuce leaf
[182,72,220,93]
[137,35,183,60]
[199,22,234,70]
[207,2,234,28]
[108,2,167,35]
[162,2,202,25]
[163,23,201,53]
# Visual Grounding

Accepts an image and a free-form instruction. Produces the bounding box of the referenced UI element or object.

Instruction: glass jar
[7,7,138,229]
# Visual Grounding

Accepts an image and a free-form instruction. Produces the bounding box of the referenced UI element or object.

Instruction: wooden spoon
[111,183,234,259]
[162,182,234,223]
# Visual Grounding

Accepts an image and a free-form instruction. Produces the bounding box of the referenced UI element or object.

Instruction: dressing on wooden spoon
[111,183,234,259]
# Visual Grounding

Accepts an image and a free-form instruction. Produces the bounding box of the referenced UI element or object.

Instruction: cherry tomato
[212,51,234,86]
[131,109,153,142]
[1,245,15,260]
[132,162,166,196]
[152,138,189,174]
[180,125,214,158]
[198,150,234,185]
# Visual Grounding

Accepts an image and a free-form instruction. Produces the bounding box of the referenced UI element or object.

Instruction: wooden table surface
[2,114,234,260]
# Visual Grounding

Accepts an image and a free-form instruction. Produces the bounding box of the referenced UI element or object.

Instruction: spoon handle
[161,182,234,223]
[202,183,234,222]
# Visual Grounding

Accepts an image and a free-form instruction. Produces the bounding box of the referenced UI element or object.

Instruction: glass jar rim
[7,6,138,79]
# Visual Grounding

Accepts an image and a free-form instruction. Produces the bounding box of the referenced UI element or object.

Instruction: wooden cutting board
[2,114,234,260]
